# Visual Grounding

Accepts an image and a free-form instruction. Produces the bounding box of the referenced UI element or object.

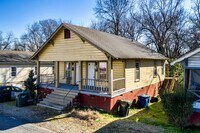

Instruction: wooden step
[46,95,75,101]
[38,101,64,111]
[47,93,76,99]
[37,104,62,111]
[40,100,67,109]
[54,89,78,95]
[51,91,77,98]
[44,98,72,106]
[37,88,78,111]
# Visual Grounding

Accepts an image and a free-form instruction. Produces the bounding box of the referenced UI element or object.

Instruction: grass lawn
[129,101,200,133]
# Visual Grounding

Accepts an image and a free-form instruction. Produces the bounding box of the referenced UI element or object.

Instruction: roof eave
[30,23,66,60]
[62,23,115,59]
[30,23,115,60]
[171,48,200,65]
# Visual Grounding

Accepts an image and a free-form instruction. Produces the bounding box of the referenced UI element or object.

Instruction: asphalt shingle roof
[64,23,167,60]
[32,23,167,60]
[0,50,34,63]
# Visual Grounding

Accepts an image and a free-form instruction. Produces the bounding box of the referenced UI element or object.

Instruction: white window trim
[10,66,17,77]
[98,62,107,80]
[135,61,140,82]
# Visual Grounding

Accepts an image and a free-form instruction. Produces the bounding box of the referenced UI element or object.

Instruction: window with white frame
[135,61,140,81]
[11,66,17,77]
[65,62,71,78]
[99,62,107,80]
[153,61,157,77]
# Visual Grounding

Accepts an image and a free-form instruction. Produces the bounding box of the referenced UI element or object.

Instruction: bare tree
[188,0,200,50]
[131,0,187,58]
[20,19,62,51]
[13,38,26,51]
[120,17,142,41]
[0,31,3,48]
[94,0,132,35]
[39,19,62,40]
[1,32,15,50]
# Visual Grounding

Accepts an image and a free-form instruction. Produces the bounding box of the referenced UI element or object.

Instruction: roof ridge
[64,23,157,54]
[31,23,167,60]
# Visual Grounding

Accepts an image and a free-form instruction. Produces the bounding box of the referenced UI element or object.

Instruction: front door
[87,62,95,86]
[75,62,79,85]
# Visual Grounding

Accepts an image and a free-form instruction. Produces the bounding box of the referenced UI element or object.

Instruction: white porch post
[108,56,113,95]
[78,61,82,91]
[55,61,60,88]
[36,61,40,85]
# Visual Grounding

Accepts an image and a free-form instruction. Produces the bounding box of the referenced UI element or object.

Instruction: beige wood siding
[82,61,86,86]
[125,59,165,93]
[113,60,124,79]
[38,27,107,61]
[82,62,86,79]
[59,61,66,84]
[0,65,53,87]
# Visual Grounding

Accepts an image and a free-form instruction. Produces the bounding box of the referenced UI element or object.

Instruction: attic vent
[64,29,70,39]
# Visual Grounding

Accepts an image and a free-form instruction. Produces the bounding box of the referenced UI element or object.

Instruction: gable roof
[0,50,35,64]
[31,23,167,60]
[171,48,200,65]
[0,50,53,65]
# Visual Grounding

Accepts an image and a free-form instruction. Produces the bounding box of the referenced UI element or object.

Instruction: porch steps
[37,88,78,111]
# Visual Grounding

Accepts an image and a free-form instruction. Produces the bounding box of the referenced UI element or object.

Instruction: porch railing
[113,78,125,91]
[81,78,109,93]
[39,74,55,84]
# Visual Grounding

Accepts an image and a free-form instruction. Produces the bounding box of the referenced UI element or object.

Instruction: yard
[0,100,199,133]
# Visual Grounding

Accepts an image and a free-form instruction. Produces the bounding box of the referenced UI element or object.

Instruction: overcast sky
[0,0,193,38]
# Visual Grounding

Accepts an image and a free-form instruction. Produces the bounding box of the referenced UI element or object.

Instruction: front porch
[39,79,109,94]
[36,59,125,96]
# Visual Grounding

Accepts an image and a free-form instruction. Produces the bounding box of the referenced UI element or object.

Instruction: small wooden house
[171,48,200,95]
[0,50,53,87]
[31,23,167,112]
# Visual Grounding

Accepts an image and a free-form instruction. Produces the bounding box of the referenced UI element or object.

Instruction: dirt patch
[36,108,114,133]
[68,109,100,126]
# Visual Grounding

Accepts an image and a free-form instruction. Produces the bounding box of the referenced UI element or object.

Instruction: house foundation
[76,81,162,113]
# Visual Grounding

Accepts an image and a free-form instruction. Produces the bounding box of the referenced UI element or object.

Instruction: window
[34,66,37,75]
[64,29,70,39]
[65,62,71,78]
[12,86,22,92]
[162,61,165,75]
[52,66,55,74]
[153,61,157,77]
[11,67,17,77]
[99,62,107,80]
[3,87,11,92]
[135,61,140,81]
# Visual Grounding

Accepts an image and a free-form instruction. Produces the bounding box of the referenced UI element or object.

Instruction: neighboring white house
[0,50,53,88]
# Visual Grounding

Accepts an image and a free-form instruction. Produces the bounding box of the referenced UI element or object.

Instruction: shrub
[160,87,193,129]
[24,70,37,100]
[166,60,184,85]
